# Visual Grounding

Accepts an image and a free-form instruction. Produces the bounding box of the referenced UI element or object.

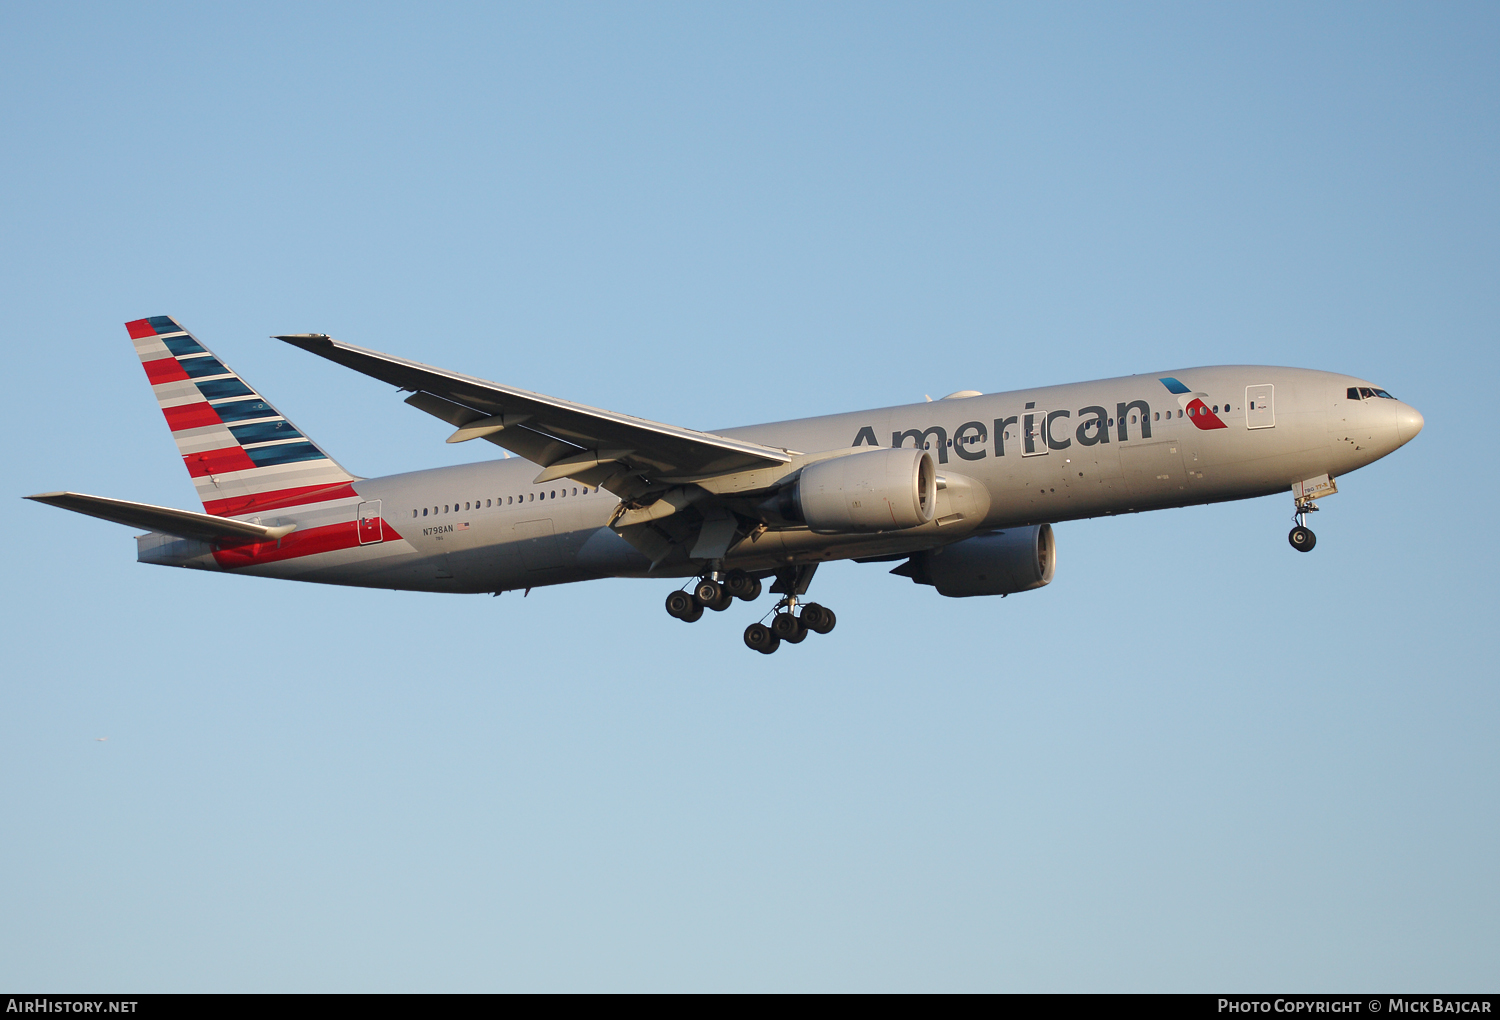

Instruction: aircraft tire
[665,590,697,620]
[744,623,779,654]
[732,576,763,602]
[802,604,836,635]
[771,612,807,644]
[694,578,725,607]
[1289,526,1316,552]
[724,570,755,600]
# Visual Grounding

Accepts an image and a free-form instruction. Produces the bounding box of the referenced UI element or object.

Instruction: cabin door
[1022,409,1050,456]
[356,501,383,544]
[1246,384,1275,429]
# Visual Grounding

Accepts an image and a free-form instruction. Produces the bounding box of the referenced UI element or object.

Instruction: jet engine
[793,448,937,534]
[893,525,1056,597]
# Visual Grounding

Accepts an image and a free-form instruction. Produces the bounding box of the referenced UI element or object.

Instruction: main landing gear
[742,599,837,655]
[664,565,837,654]
[664,569,760,622]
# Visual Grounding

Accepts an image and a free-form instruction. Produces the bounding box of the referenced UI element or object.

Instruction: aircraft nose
[1397,403,1424,444]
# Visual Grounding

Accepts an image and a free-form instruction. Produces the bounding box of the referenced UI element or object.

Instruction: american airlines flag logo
[1160,377,1228,430]
[457,522,470,530]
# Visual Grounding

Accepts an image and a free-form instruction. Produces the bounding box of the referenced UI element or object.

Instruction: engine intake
[895,525,1056,597]
[793,448,937,534]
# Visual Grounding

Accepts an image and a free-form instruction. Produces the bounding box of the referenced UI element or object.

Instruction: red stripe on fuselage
[163,401,223,431]
[185,446,258,477]
[212,517,400,569]
[1187,398,1227,429]
[143,356,190,384]
[201,482,360,517]
[125,319,156,339]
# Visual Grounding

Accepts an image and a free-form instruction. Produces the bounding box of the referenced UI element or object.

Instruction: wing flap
[25,492,297,543]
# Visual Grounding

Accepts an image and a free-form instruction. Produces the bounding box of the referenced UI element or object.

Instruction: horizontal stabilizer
[25,492,297,543]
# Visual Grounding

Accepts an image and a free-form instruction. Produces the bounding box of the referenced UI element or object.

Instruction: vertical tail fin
[126,316,358,516]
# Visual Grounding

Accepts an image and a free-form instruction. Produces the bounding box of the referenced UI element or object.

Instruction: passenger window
[1130,414,1137,424]
[550,490,556,498]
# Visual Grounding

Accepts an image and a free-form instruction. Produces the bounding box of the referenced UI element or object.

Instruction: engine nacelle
[896,525,1056,597]
[794,448,937,534]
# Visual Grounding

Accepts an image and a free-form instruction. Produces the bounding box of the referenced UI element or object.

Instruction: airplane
[27,316,1423,654]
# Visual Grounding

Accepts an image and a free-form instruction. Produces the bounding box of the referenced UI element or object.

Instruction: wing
[25,492,298,543]
[275,334,791,494]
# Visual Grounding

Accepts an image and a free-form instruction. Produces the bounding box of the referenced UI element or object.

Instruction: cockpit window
[1349,386,1399,401]
[1372,388,1396,399]
[1348,387,1361,400]
[1359,387,1376,399]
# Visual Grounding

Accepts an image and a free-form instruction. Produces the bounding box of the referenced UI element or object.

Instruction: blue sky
[1,2,1496,991]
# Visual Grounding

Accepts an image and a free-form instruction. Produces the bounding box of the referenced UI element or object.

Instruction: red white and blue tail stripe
[126,315,359,516]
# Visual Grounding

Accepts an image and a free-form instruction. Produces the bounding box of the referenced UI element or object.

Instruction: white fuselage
[138,365,1421,593]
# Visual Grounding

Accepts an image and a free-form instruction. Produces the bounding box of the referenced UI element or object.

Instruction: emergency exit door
[356,500,383,544]
[1022,409,1050,456]
[1245,384,1274,429]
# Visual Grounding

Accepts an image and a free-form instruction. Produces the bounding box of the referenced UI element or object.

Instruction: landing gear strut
[1289,495,1319,553]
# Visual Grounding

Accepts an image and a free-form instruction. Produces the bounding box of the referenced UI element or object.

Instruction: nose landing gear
[1288,493,1320,553]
